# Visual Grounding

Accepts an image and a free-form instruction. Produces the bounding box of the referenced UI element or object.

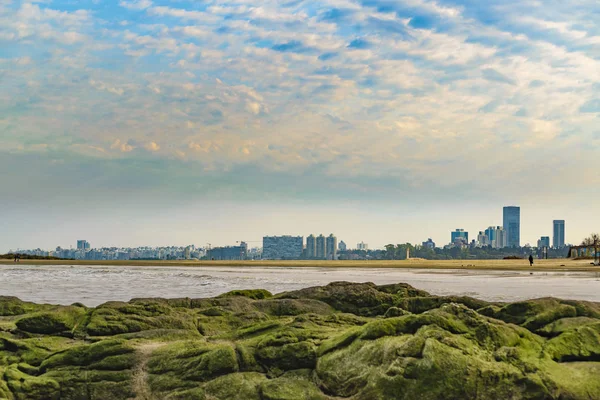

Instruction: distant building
[503,206,520,247]
[326,234,337,260]
[262,236,303,260]
[338,240,347,252]
[484,226,497,244]
[77,240,90,250]
[184,246,191,259]
[476,231,489,247]
[553,220,565,249]
[451,229,468,244]
[306,235,316,258]
[494,227,507,249]
[316,235,326,259]
[537,236,550,248]
[207,242,247,260]
[357,242,368,251]
[422,238,435,249]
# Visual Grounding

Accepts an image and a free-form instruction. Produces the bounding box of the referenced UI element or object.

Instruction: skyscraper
[77,240,90,250]
[503,206,520,247]
[325,234,338,260]
[553,220,565,248]
[316,234,326,259]
[306,235,316,258]
[485,226,497,244]
[538,236,550,248]
[494,227,507,248]
[338,241,347,252]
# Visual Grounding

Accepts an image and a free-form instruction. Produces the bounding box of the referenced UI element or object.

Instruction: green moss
[0,297,43,316]
[15,306,86,335]
[218,289,273,300]
[203,372,267,400]
[4,365,60,400]
[260,374,328,400]
[40,339,136,371]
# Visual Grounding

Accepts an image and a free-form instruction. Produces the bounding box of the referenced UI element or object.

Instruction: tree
[581,233,600,265]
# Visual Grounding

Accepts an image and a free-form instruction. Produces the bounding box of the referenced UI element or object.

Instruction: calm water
[1,265,599,306]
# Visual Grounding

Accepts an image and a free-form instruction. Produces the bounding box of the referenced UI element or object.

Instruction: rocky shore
[0,282,599,399]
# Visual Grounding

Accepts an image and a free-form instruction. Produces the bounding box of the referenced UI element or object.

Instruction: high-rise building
[477,231,489,247]
[338,241,347,252]
[77,240,90,250]
[207,242,247,260]
[306,235,316,258]
[538,236,550,248]
[451,229,468,244]
[262,236,304,260]
[553,220,565,248]
[357,242,368,251]
[325,234,337,260]
[485,226,497,244]
[503,206,520,247]
[316,235,326,259]
[494,227,507,248]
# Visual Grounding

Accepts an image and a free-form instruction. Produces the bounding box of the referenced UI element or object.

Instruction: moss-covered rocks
[0,282,598,399]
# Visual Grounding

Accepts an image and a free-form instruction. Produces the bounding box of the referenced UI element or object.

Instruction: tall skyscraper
[316,234,326,259]
[357,242,368,251]
[485,226,497,243]
[325,234,337,260]
[338,241,347,252]
[306,235,316,258]
[553,220,565,248]
[503,206,520,247]
[77,240,90,250]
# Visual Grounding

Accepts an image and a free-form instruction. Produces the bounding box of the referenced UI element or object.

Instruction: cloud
[119,0,152,11]
[580,99,600,113]
[144,141,160,152]
[481,68,516,85]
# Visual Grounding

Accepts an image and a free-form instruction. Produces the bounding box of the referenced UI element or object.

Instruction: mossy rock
[4,365,60,400]
[0,297,43,316]
[40,339,136,371]
[218,289,273,300]
[15,306,86,335]
[260,373,329,400]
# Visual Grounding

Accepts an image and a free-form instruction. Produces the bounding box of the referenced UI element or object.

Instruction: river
[2,264,600,306]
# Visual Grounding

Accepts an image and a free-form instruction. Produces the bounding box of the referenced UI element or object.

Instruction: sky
[1,0,600,252]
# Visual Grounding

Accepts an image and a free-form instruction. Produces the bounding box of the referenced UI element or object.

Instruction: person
[528,254,534,267]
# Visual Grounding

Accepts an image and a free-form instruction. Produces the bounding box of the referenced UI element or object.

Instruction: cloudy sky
[1,0,599,252]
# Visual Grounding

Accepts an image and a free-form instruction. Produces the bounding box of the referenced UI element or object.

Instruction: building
[262,236,303,260]
[503,206,520,247]
[316,235,326,259]
[357,242,368,251]
[537,236,550,248]
[494,227,507,249]
[77,240,90,250]
[207,242,247,260]
[338,241,347,252]
[422,238,435,249]
[477,231,489,247]
[325,234,337,260]
[184,246,191,259]
[451,229,468,244]
[485,226,497,244]
[306,235,316,258]
[553,220,565,249]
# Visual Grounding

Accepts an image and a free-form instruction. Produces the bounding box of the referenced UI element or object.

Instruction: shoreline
[0,258,598,272]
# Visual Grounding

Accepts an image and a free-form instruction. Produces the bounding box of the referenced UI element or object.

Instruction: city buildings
[338,241,347,252]
[357,242,368,251]
[422,238,435,249]
[476,231,489,247]
[451,229,468,244]
[538,236,550,248]
[494,227,507,249]
[503,206,520,247]
[306,235,316,258]
[262,236,303,260]
[553,220,565,248]
[485,226,497,244]
[316,235,326,259]
[326,234,338,260]
[76,240,90,250]
[207,242,247,260]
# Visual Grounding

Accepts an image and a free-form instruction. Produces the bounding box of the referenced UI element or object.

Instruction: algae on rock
[0,282,598,399]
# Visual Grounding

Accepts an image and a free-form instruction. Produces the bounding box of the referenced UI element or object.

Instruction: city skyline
[5,206,579,254]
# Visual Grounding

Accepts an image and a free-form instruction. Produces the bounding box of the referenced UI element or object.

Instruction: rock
[0,282,598,399]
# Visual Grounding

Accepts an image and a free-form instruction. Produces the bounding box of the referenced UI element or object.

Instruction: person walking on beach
[528,254,534,267]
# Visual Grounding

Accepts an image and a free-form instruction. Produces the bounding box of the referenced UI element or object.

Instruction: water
[1,264,599,307]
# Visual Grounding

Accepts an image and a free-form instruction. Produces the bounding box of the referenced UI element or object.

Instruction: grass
[0,258,598,272]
